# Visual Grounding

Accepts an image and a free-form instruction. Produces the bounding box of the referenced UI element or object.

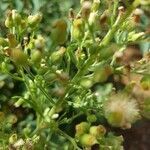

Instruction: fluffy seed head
[104,94,140,129]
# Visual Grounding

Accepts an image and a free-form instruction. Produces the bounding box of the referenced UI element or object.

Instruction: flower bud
[9,134,17,144]
[12,9,21,25]
[87,114,97,123]
[91,0,100,12]
[13,139,25,148]
[68,8,75,21]
[20,20,27,29]
[34,35,45,50]
[89,125,106,138]
[75,122,90,137]
[80,78,93,88]
[50,47,66,63]
[7,33,18,48]
[99,10,109,26]
[93,65,112,83]
[5,11,13,28]
[52,87,65,97]
[7,114,18,124]
[79,134,97,147]
[133,8,143,23]
[56,71,69,82]
[81,1,92,19]
[51,19,68,45]
[28,13,42,28]
[10,48,28,66]
[88,12,99,29]
[31,50,42,64]
[72,18,85,41]
[118,6,125,16]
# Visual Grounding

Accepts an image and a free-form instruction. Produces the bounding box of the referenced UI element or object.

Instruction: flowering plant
[0,0,150,149]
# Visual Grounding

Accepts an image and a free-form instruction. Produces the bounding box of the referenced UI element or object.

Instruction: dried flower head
[104,94,140,129]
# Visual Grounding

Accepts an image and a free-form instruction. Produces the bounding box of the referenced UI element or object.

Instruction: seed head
[104,94,140,129]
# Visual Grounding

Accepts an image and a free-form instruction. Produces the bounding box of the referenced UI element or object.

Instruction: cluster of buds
[75,121,106,147]
[30,35,45,65]
[0,10,45,67]
[9,134,39,149]
[71,0,101,42]
[5,10,21,28]
[104,93,140,129]
[5,9,42,30]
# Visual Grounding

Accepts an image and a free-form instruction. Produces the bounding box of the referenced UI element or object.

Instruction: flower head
[104,94,140,129]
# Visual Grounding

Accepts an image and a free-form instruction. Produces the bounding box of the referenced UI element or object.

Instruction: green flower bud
[72,18,85,41]
[12,10,21,25]
[75,122,90,137]
[10,48,28,66]
[20,20,27,29]
[28,13,42,28]
[44,73,57,82]
[79,134,97,147]
[87,114,97,123]
[34,35,45,50]
[51,19,68,45]
[9,134,17,144]
[91,0,100,12]
[5,12,13,28]
[31,50,42,64]
[93,65,112,83]
[50,47,66,63]
[80,78,93,88]
[7,33,18,48]
[7,114,18,124]
[89,125,106,138]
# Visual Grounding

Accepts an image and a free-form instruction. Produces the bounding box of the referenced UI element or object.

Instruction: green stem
[57,128,81,150]
[20,69,43,116]
[6,72,23,81]
[111,0,119,26]
[24,67,55,105]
